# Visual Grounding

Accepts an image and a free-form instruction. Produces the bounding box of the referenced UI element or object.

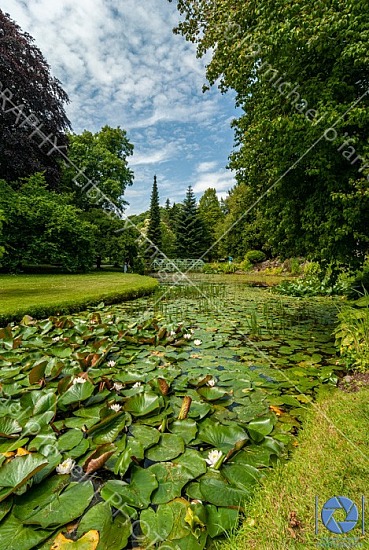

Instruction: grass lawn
[0,272,158,324]
[220,386,369,549]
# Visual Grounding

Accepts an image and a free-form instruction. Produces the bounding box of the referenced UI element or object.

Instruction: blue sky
[2,0,238,213]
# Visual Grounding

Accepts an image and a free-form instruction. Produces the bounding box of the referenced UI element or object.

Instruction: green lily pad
[0,513,51,550]
[169,419,197,444]
[196,387,229,401]
[0,454,48,502]
[0,417,22,438]
[247,417,274,442]
[141,505,174,543]
[23,481,94,528]
[101,466,158,509]
[77,501,132,550]
[222,463,263,491]
[149,462,192,504]
[205,505,239,538]
[124,392,163,417]
[146,434,185,462]
[199,476,249,507]
[198,420,248,453]
[58,381,95,408]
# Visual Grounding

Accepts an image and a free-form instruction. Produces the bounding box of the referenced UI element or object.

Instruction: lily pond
[0,279,342,549]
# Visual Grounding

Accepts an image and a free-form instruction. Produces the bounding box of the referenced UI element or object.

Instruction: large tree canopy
[0,10,70,185]
[173,0,369,269]
[61,126,134,210]
[0,174,94,272]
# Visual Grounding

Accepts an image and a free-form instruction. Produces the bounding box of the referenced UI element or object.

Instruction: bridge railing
[151,258,205,273]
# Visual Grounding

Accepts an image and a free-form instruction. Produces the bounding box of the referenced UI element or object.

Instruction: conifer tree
[147,175,162,250]
[175,186,207,258]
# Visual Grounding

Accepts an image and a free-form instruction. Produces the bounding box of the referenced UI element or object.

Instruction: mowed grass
[0,272,159,324]
[219,386,369,550]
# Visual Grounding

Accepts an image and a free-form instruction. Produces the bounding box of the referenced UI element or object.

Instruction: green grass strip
[0,272,159,324]
[220,386,369,549]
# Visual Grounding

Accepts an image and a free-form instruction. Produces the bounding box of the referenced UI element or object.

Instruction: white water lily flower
[190,329,195,334]
[113,382,123,391]
[184,333,192,340]
[107,360,116,367]
[207,378,216,387]
[169,330,176,337]
[132,382,142,388]
[72,376,86,385]
[206,449,223,468]
[194,339,202,346]
[110,403,122,412]
[56,457,75,475]
[52,336,60,342]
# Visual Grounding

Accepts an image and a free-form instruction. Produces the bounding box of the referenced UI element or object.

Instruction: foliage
[176,186,208,258]
[347,259,369,298]
[81,209,138,269]
[213,183,267,261]
[147,176,162,252]
[335,299,369,372]
[61,126,134,209]
[274,275,350,298]
[173,0,369,270]
[0,174,94,273]
[0,10,70,186]
[160,221,176,258]
[0,273,158,325]
[0,282,341,548]
[245,250,266,265]
[198,188,224,259]
[0,210,5,261]
[202,262,239,274]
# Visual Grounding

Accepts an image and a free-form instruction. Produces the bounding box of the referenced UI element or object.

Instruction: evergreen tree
[147,175,162,251]
[175,186,207,258]
[162,198,171,225]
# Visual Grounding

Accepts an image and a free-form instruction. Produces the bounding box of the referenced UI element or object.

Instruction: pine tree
[147,175,162,251]
[175,186,207,258]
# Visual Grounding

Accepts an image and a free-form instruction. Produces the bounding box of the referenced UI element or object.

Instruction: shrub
[283,257,302,275]
[245,250,266,264]
[274,275,350,297]
[335,301,369,372]
[239,259,252,272]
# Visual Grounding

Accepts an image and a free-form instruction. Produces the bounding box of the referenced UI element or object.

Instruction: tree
[214,183,268,260]
[0,10,70,186]
[61,126,134,210]
[0,174,94,272]
[173,0,369,270]
[147,175,162,250]
[198,188,224,259]
[81,209,139,269]
[175,186,207,258]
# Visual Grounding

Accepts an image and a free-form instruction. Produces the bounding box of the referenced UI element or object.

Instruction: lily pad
[124,392,163,417]
[146,434,185,462]
[101,466,158,509]
[198,420,248,453]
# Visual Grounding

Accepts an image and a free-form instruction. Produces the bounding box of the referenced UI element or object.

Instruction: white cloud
[2,0,238,213]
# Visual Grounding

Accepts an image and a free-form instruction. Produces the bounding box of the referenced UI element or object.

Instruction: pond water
[0,277,343,550]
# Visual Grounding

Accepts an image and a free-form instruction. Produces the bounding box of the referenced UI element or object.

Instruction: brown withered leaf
[178,396,192,420]
[83,447,115,475]
[158,378,170,395]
